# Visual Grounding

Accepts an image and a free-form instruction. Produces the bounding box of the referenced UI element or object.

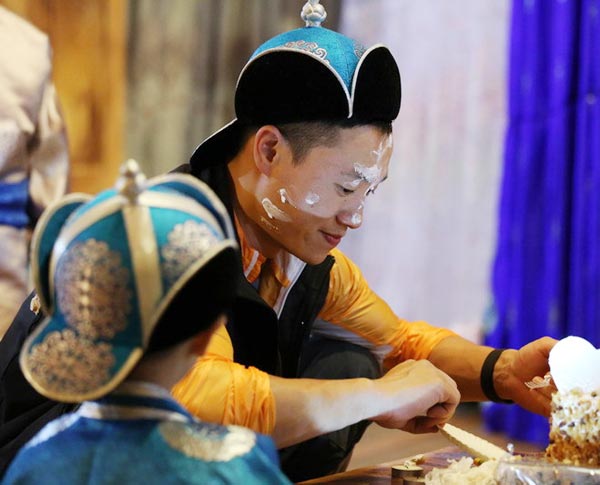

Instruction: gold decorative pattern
[27,329,114,395]
[161,220,219,285]
[159,421,256,462]
[56,239,131,339]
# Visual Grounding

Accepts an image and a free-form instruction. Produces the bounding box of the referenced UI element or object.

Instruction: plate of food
[425,336,600,484]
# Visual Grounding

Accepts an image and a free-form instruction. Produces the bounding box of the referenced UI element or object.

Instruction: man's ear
[252,125,289,176]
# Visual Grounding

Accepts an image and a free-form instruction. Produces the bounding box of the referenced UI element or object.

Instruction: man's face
[250,125,392,265]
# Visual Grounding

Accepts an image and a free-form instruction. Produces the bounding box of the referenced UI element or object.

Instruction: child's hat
[20,160,237,402]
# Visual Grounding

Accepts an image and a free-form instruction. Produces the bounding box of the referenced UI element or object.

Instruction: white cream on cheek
[261,197,292,222]
[276,181,336,219]
[279,188,297,207]
[253,131,394,227]
[305,192,320,207]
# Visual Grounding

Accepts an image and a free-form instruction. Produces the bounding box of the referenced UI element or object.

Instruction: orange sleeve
[319,248,457,368]
[171,324,275,434]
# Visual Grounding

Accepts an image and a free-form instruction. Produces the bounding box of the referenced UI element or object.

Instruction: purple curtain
[484,0,600,446]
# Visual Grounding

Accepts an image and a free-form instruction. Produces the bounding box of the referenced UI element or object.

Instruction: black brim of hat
[189,119,244,172]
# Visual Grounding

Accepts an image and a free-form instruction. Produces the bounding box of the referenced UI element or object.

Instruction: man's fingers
[405,416,448,434]
[426,403,452,419]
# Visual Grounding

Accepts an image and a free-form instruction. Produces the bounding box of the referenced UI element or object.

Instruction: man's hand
[371,360,460,433]
[494,336,558,416]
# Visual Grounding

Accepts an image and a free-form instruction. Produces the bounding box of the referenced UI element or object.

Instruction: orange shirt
[172,223,456,434]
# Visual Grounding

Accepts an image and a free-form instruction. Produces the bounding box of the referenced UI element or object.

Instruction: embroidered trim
[25,413,80,449]
[159,422,256,462]
[27,329,115,395]
[161,220,219,286]
[78,402,189,423]
[283,40,328,62]
[56,239,131,339]
[353,40,366,59]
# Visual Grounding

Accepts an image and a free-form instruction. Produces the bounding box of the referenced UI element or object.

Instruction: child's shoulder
[157,420,259,461]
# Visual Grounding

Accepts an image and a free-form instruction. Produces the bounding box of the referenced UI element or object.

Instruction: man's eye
[337,185,355,196]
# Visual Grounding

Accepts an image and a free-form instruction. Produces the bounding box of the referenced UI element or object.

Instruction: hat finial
[301,0,327,27]
[116,159,146,203]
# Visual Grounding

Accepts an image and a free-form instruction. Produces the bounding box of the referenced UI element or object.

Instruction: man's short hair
[237,119,392,165]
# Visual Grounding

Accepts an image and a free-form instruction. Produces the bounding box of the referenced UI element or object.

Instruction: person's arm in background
[27,65,70,223]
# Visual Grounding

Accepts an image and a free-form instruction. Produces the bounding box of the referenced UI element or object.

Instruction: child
[3,160,291,484]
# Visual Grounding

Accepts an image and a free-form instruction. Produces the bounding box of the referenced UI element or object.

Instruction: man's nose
[336,204,364,229]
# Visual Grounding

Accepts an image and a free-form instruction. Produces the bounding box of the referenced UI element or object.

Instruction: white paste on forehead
[261,198,291,222]
[373,134,393,160]
[353,163,381,184]
[305,192,320,207]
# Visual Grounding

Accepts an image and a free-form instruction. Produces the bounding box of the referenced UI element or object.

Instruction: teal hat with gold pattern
[20,160,237,402]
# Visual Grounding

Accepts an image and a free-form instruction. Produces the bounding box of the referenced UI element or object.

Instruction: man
[3,160,291,484]
[170,2,555,481]
[0,1,554,482]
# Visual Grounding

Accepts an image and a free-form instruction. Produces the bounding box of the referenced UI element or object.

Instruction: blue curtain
[484,0,600,446]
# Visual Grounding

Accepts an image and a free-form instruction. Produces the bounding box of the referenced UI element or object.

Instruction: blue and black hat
[190,0,401,169]
[20,160,238,402]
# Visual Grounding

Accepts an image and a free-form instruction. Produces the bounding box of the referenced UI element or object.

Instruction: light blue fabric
[484,0,600,446]
[3,383,291,484]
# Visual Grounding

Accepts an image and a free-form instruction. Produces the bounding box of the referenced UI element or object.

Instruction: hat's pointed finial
[301,0,327,27]
[116,159,146,203]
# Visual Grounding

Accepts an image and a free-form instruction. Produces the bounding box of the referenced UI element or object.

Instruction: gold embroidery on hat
[159,422,256,462]
[27,329,114,395]
[56,239,131,339]
[161,220,219,285]
[283,40,328,61]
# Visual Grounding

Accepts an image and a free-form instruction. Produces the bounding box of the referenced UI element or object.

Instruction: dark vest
[181,161,335,377]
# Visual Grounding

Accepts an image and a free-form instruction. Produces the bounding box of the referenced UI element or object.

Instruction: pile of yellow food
[546,387,600,466]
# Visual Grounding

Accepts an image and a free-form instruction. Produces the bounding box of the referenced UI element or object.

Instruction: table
[297,446,469,484]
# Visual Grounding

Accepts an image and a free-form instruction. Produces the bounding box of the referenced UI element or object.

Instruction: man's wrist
[480,348,514,404]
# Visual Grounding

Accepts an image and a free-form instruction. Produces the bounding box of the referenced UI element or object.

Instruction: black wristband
[480,348,513,404]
